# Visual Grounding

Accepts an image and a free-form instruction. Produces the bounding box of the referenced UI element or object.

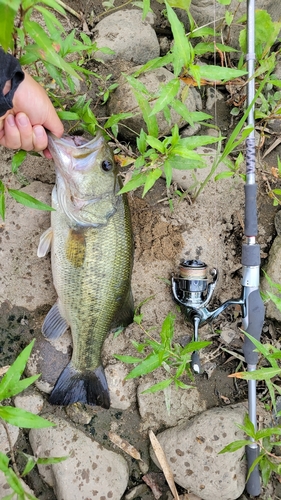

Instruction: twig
[55,0,83,21]
[1,419,20,477]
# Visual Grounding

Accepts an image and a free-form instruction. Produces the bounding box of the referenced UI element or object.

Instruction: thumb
[43,107,64,138]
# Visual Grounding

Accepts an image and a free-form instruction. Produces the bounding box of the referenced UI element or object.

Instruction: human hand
[0,72,64,156]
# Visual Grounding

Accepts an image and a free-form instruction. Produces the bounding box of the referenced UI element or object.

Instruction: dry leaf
[149,429,180,500]
[109,431,141,460]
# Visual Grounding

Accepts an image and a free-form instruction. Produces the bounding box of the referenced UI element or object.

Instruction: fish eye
[101,160,113,172]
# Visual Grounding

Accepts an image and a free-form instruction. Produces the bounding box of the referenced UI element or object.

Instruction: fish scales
[52,189,133,371]
[38,132,134,408]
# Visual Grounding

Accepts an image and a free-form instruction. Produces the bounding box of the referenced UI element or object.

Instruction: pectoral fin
[42,301,68,340]
[37,227,53,257]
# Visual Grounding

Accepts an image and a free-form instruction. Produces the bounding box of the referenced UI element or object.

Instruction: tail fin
[49,363,110,409]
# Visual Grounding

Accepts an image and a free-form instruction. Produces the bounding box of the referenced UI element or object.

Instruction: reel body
[172,259,244,372]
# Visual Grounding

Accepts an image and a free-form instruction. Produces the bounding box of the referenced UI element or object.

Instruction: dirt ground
[1,1,281,499]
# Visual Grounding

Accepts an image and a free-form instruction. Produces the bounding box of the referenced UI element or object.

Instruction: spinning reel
[172,259,244,373]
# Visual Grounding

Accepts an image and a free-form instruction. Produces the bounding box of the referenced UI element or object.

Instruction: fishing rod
[172,0,263,495]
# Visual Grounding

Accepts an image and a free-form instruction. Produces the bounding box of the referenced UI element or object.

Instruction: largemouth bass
[37,133,134,409]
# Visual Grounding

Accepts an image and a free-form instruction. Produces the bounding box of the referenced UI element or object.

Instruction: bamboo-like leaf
[219,439,250,454]
[0,406,55,428]
[0,0,21,50]
[8,189,55,212]
[104,112,135,129]
[125,353,164,379]
[145,136,165,153]
[150,78,180,116]
[199,65,247,82]
[118,173,146,194]
[160,313,175,348]
[229,367,281,381]
[23,20,81,79]
[142,168,163,197]
[141,378,173,394]
[0,341,35,398]
[11,150,27,173]
[0,193,5,221]
[165,1,193,76]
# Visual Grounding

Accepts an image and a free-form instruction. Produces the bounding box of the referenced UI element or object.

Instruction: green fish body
[38,133,134,408]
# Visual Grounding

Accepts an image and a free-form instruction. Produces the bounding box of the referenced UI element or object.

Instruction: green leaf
[132,53,174,77]
[0,406,55,428]
[165,1,193,75]
[125,353,164,379]
[0,0,21,50]
[142,168,163,197]
[219,439,250,454]
[21,455,37,477]
[266,291,281,312]
[233,367,281,381]
[23,20,81,80]
[173,135,221,152]
[104,112,135,129]
[118,173,146,194]
[141,378,173,394]
[181,340,211,355]
[0,341,35,399]
[37,455,68,464]
[215,171,234,181]
[0,451,10,472]
[57,111,80,121]
[34,5,65,32]
[11,150,27,173]
[169,153,205,166]
[133,90,158,137]
[150,78,180,116]
[8,189,54,212]
[199,65,247,82]
[160,312,175,348]
[145,136,165,153]
[255,426,281,440]
[0,193,5,221]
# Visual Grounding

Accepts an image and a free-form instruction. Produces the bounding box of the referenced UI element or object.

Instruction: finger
[15,113,34,151]
[0,119,4,141]
[43,109,64,138]
[32,125,48,152]
[43,148,53,159]
[3,114,21,149]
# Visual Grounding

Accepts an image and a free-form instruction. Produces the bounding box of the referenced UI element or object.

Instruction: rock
[105,362,137,409]
[14,390,44,414]
[275,210,281,236]
[0,181,56,311]
[261,235,281,322]
[137,371,206,431]
[0,421,19,454]
[150,403,247,500]
[29,415,129,500]
[94,10,160,64]
[26,332,72,394]
[107,67,199,139]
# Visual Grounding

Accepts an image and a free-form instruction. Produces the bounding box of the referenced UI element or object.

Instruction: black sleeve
[0,48,25,117]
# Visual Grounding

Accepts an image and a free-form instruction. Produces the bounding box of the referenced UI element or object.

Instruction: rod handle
[246,445,260,496]
[243,289,264,365]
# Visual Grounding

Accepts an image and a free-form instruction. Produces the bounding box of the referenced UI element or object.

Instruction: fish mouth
[47,132,105,162]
